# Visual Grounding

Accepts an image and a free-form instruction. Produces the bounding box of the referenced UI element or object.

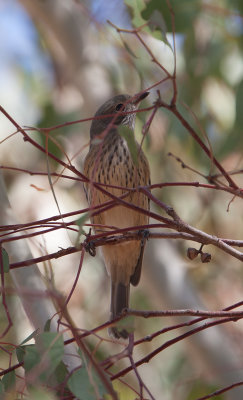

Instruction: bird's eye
[115,103,123,111]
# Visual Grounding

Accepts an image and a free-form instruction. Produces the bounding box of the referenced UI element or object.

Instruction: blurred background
[0,0,242,399]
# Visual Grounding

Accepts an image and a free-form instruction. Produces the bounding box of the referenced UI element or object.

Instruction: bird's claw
[138,229,150,245]
[84,240,96,257]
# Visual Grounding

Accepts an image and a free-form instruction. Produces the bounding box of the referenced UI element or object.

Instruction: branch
[196,381,243,400]
[111,316,239,381]
[126,308,243,319]
[160,102,239,189]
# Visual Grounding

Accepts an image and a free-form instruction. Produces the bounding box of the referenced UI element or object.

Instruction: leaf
[141,0,200,33]
[2,370,16,392]
[52,361,68,385]
[125,0,172,47]
[44,318,51,332]
[46,360,69,390]
[28,387,57,400]
[1,248,9,273]
[37,102,76,167]
[146,10,172,49]
[75,213,89,245]
[122,39,138,58]
[16,345,26,363]
[217,78,243,157]
[76,213,89,230]
[0,380,4,395]
[235,78,243,126]
[125,0,147,28]
[17,329,39,363]
[23,332,64,382]
[23,344,40,372]
[68,362,107,400]
[187,381,224,400]
[20,329,39,345]
[118,125,138,166]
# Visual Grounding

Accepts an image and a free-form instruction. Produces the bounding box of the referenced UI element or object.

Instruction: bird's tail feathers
[109,281,130,339]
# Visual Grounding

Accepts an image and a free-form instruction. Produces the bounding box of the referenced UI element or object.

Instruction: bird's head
[90,92,149,139]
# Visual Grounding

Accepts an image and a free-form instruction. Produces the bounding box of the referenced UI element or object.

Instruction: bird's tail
[109,281,130,339]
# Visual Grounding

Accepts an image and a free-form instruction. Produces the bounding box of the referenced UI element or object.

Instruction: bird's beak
[132,91,149,105]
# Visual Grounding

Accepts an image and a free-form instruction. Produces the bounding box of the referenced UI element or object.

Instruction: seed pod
[201,252,211,263]
[187,247,199,260]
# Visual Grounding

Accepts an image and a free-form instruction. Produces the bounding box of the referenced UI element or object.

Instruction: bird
[83,92,150,339]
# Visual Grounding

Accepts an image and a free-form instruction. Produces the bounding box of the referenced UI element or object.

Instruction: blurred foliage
[187,382,224,400]
[37,103,78,166]
[67,352,107,400]
[0,0,242,399]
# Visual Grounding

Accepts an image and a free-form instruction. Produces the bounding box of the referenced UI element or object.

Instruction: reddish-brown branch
[133,300,243,347]
[0,361,24,377]
[165,103,238,189]
[7,223,243,270]
[1,163,243,200]
[126,308,243,319]
[111,316,240,381]
[196,381,243,400]
[63,247,85,308]
[62,301,243,349]
[55,300,119,400]
[126,335,156,400]
[0,105,87,184]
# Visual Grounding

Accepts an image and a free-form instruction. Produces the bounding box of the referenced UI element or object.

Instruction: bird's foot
[138,229,150,246]
[84,239,96,257]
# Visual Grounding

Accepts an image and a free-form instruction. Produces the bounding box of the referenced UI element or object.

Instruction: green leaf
[52,361,68,385]
[75,213,89,245]
[141,0,200,33]
[125,0,172,47]
[235,79,243,126]
[44,318,51,332]
[1,248,9,273]
[122,39,138,58]
[46,360,69,390]
[2,370,16,392]
[68,362,107,400]
[16,345,26,363]
[0,380,4,395]
[76,213,89,231]
[125,0,147,28]
[187,381,224,400]
[146,9,172,49]
[217,78,243,157]
[39,332,64,373]
[28,387,57,400]
[23,332,64,382]
[37,102,77,167]
[119,125,138,166]
[20,329,39,345]
[23,344,40,372]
